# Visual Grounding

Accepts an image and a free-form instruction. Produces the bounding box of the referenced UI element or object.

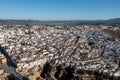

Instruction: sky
[0,0,120,20]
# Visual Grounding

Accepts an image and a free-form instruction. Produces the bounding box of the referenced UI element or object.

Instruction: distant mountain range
[0,18,120,25]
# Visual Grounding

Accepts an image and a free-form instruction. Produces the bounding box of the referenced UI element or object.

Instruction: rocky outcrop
[40,62,120,80]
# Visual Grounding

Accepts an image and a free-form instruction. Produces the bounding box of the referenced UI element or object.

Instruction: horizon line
[0,18,120,21]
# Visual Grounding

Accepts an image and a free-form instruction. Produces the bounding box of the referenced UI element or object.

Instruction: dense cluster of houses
[0,25,120,77]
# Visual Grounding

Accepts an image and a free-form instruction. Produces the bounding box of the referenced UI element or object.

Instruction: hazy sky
[0,0,120,20]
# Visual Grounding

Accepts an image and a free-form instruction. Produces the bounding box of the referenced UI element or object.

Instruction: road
[0,45,17,67]
[0,45,28,80]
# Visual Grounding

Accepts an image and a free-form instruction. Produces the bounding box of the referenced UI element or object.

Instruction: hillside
[0,18,120,25]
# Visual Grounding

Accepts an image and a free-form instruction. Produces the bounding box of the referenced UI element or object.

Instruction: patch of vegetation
[103,29,120,40]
